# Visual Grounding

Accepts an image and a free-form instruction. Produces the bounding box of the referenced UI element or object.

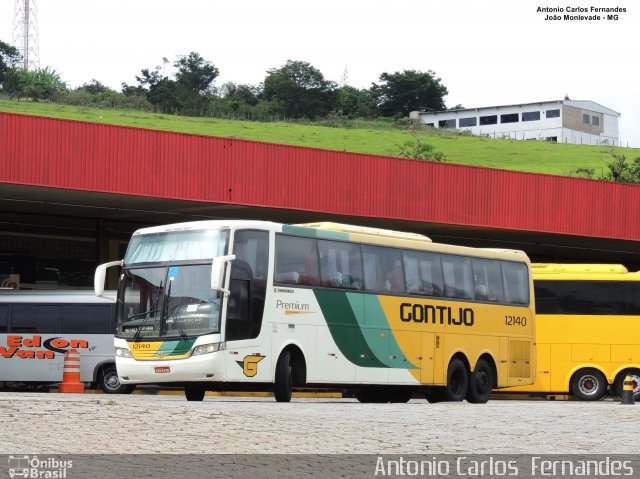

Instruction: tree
[0,40,21,85]
[371,69,448,118]
[262,60,337,119]
[333,85,378,118]
[174,51,219,96]
[2,66,67,101]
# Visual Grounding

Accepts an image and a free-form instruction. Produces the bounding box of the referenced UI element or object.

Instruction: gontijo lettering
[400,303,474,326]
[0,335,90,359]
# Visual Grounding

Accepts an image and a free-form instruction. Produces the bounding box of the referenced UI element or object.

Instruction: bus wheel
[100,366,134,394]
[466,359,493,404]
[425,387,447,403]
[571,368,607,401]
[184,384,206,401]
[614,369,640,400]
[388,388,413,403]
[445,358,469,401]
[274,350,293,402]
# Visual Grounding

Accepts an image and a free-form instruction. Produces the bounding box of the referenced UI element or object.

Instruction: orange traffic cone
[58,348,85,393]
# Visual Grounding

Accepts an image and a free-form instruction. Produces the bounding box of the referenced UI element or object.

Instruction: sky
[1,0,638,147]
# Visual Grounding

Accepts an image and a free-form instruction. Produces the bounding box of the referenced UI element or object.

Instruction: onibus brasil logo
[8,455,72,478]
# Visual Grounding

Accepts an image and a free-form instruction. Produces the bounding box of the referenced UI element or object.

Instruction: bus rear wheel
[274,350,293,402]
[614,369,640,400]
[466,359,493,404]
[571,368,607,401]
[445,358,469,401]
[185,384,206,401]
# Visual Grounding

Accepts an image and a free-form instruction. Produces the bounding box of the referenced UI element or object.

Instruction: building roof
[417,99,620,117]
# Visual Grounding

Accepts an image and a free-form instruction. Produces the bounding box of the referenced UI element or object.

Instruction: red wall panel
[1,112,639,241]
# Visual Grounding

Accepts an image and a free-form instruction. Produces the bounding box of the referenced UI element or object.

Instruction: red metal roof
[1,112,639,241]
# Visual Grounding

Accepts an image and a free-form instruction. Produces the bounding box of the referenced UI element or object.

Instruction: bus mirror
[94,260,123,297]
[211,255,236,294]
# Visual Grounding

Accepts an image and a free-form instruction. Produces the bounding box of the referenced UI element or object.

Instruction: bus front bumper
[115,353,226,384]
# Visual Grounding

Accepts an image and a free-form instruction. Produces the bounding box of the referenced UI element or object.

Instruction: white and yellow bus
[95,221,535,402]
[505,264,640,401]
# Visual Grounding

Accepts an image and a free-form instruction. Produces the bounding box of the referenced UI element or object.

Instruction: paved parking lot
[0,392,636,454]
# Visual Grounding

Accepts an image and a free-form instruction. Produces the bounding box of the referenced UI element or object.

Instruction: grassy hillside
[1,99,637,177]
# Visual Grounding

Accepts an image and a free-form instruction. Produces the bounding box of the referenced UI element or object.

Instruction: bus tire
[274,350,293,402]
[466,359,493,404]
[425,387,446,403]
[571,368,607,401]
[388,387,413,403]
[445,358,469,401]
[614,369,640,400]
[185,384,206,401]
[99,366,134,394]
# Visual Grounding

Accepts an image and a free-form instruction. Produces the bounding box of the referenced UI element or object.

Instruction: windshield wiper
[163,281,189,340]
[132,281,163,341]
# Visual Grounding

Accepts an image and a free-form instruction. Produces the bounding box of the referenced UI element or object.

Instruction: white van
[0,290,133,393]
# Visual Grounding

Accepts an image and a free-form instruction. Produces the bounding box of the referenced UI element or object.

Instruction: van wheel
[614,369,640,400]
[274,350,293,402]
[571,368,606,401]
[100,366,134,394]
[445,358,469,401]
[185,384,206,401]
[466,359,493,404]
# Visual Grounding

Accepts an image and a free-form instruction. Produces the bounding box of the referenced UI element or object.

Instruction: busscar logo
[8,455,73,478]
[0,335,91,360]
[236,354,265,377]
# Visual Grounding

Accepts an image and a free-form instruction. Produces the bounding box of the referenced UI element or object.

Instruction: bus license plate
[154,366,171,374]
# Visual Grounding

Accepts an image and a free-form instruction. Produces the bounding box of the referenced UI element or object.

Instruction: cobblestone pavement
[0,392,637,454]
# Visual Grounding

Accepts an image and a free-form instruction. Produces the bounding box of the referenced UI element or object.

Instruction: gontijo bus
[94,221,535,402]
[504,264,640,400]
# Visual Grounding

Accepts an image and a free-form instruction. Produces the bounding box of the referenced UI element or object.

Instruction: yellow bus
[95,220,536,403]
[506,263,640,401]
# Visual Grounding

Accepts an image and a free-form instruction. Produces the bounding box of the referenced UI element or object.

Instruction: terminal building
[0,111,639,290]
[413,100,620,145]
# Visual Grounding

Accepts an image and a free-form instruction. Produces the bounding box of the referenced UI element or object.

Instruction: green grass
[1,99,637,177]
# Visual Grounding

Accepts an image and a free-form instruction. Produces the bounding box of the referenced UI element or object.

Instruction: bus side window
[472,259,504,302]
[317,240,363,290]
[627,282,640,314]
[502,262,529,305]
[274,235,319,286]
[0,305,7,332]
[442,255,473,300]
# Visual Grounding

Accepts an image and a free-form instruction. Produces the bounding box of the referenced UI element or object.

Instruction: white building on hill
[412,100,620,146]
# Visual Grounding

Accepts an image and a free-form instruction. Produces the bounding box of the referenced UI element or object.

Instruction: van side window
[0,305,7,332]
[62,305,112,334]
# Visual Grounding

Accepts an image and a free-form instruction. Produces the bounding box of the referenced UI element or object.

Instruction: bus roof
[0,290,116,303]
[532,263,640,280]
[297,222,432,243]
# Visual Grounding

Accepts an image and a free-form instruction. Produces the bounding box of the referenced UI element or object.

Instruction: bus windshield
[117,264,222,340]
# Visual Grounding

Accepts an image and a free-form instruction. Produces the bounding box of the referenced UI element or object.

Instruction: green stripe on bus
[359,294,417,369]
[157,339,196,356]
[282,225,349,241]
[313,290,386,368]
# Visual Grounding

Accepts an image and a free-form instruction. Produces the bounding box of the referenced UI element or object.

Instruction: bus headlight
[192,343,221,356]
[115,347,132,358]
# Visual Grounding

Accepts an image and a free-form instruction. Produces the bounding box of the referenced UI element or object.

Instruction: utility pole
[12,0,40,70]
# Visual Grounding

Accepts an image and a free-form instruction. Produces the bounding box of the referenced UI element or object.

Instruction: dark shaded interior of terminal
[1,183,639,290]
